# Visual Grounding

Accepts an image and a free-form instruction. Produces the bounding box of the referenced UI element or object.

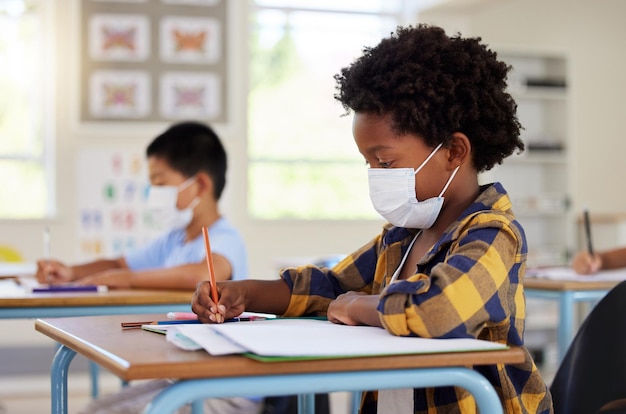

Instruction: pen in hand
[583,208,594,256]
[43,227,51,283]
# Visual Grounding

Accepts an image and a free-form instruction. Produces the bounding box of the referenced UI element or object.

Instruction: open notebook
[165,318,508,362]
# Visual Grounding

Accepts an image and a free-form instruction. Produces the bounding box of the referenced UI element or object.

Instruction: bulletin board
[75,149,166,261]
[79,0,228,124]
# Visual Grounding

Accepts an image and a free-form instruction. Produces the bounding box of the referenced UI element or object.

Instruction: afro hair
[334,24,524,172]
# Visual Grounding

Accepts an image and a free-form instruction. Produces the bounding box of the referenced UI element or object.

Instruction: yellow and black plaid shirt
[281,182,553,413]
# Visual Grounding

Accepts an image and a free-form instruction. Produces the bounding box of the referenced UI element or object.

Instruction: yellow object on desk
[0,245,23,263]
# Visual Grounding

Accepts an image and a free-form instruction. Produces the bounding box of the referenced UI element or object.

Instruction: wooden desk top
[524,277,621,291]
[0,288,193,308]
[35,314,526,382]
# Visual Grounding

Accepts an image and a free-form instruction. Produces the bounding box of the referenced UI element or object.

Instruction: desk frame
[51,345,504,414]
[37,314,525,414]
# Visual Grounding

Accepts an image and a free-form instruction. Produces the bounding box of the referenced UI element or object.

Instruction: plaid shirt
[281,182,553,413]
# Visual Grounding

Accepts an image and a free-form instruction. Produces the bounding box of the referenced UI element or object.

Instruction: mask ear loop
[414,143,443,175]
[185,196,201,211]
[177,176,196,192]
[177,176,199,210]
[438,165,461,197]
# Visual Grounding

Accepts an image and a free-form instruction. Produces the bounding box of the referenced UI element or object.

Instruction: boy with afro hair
[193,24,553,413]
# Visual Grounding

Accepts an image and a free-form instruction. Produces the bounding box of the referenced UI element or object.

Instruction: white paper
[526,266,626,282]
[174,319,507,357]
[165,328,203,351]
[0,280,25,297]
[172,325,248,355]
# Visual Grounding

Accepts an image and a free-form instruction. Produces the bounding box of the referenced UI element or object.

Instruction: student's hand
[192,280,246,324]
[327,291,371,326]
[35,259,73,284]
[77,270,131,288]
[571,251,602,275]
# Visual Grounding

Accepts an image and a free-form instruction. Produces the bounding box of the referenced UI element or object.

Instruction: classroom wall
[2,0,626,345]
[0,1,384,346]
[420,0,626,217]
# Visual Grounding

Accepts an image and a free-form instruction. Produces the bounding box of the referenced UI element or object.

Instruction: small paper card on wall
[89,14,150,61]
[160,72,221,119]
[159,16,221,64]
[89,70,151,118]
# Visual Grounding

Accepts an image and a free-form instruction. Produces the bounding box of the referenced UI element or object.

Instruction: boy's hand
[35,259,73,284]
[572,251,602,275]
[192,280,246,323]
[327,291,368,326]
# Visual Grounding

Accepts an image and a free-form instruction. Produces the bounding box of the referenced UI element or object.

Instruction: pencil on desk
[121,319,201,329]
[202,226,219,304]
[121,317,254,329]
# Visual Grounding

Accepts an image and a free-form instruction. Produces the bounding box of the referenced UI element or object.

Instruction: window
[248,0,406,219]
[0,0,54,219]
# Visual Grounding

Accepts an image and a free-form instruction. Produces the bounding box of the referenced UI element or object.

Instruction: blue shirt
[125,217,248,281]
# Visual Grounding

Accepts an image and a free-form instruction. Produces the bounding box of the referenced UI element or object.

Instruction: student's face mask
[367,143,460,229]
[146,176,200,230]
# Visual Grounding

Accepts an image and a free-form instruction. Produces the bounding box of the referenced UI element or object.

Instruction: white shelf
[496,48,572,268]
[510,87,568,100]
[507,152,567,164]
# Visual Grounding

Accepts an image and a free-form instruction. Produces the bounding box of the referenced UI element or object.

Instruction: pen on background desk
[202,226,221,322]
[583,208,594,256]
[32,284,108,293]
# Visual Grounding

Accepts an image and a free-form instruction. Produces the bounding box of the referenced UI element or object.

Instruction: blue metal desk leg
[143,368,503,414]
[558,291,575,361]
[190,399,203,413]
[297,394,315,413]
[51,344,76,414]
[351,391,361,414]
[90,362,99,398]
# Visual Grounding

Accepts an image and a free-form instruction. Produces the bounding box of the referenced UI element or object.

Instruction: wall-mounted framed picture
[79,0,227,124]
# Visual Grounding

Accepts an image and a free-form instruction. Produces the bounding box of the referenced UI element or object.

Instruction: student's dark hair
[146,121,227,200]
[334,24,523,172]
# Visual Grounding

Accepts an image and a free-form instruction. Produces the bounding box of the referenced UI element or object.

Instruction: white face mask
[367,143,460,229]
[146,176,200,230]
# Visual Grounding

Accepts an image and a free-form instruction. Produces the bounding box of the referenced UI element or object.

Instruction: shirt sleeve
[378,214,523,339]
[280,234,383,316]
[124,231,170,271]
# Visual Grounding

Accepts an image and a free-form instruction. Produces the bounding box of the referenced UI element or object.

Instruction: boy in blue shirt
[35,121,248,290]
[39,121,259,413]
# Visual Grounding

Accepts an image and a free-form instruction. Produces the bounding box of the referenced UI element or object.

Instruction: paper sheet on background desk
[0,280,25,296]
[0,262,36,277]
[526,266,626,281]
[169,318,507,359]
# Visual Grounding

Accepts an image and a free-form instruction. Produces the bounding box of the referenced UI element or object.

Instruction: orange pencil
[202,226,219,305]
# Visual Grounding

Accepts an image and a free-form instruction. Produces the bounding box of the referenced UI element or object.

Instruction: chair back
[550,280,626,414]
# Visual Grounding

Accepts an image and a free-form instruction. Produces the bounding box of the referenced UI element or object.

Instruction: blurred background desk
[0,283,193,319]
[0,278,193,398]
[524,277,621,362]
